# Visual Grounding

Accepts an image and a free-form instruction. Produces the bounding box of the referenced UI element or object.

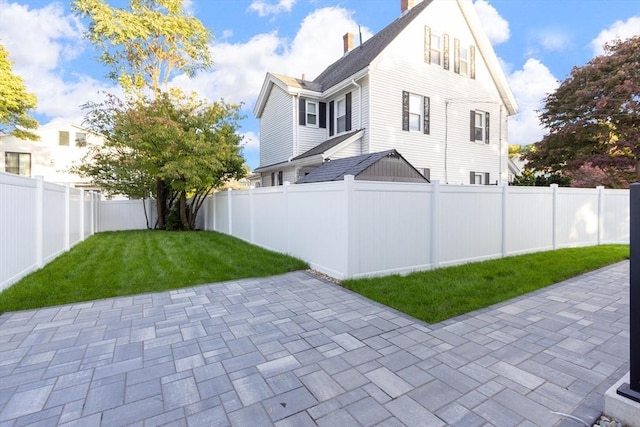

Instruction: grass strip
[0,230,308,313]
[341,245,629,324]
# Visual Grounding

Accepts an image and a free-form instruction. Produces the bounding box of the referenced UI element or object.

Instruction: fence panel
[99,199,151,231]
[556,188,600,247]
[351,180,432,277]
[42,182,66,263]
[286,182,348,278]
[603,189,630,243]
[506,186,554,255]
[0,173,38,291]
[438,185,503,266]
[69,188,82,247]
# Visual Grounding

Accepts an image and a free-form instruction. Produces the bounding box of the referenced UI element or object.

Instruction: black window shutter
[299,98,305,126]
[485,112,490,144]
[470,46,476,79]
[423,96,430,135]
[402,91,409,131]
[470,110,475,141]
[484,172,490,185]
[345,92,352,131]
[443,34,450,70]
[454,38,460,74]
[329,101,335,136]
[470,171,475,184]
[319,102,326,129]
[424,26,431,63]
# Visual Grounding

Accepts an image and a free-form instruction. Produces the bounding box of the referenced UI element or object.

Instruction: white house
[0,122,103,188]
[253,0,518,186]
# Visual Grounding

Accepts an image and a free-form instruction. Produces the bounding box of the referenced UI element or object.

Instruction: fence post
[227,188,233,235]
[35,176,44,268]
[430,180,440,269]
[345,175,356,278]
[597,185,604,245]
[617,183,640,402]
[64,184,70,251]
[551,184,558,250]
[249,187,255,243]
[284,181,290,254]
[501,182,508,257]
[90,191,95,235]
[79,189,85,241]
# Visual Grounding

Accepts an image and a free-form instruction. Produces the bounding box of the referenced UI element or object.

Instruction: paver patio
[0,261,630,426]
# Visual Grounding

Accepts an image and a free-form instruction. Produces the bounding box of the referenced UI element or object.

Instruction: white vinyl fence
[202,176,630,279]
[1,171,631,291]
[0,173,99,292]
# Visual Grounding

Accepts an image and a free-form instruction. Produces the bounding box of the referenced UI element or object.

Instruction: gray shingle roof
[296,149,402,183]
[313,0,432,91]
[291,129,362,161]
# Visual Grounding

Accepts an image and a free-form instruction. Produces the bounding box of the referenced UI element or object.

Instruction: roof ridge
[312,0,432,91]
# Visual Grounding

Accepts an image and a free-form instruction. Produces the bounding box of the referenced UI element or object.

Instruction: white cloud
[507,58,559,145]
[536,28,572,52]
[241,131,260,151]
[248,0,297,17]
[590,16,640,56]
[173,7,371,109]
[474,0,509,45]
[0,1,113,124]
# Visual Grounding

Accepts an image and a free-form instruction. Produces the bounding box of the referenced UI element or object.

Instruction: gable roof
[313,1,432,91]
[291,129,363,161]
[296,149,428,184]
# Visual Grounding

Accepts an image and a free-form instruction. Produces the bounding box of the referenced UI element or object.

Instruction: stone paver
[0,262,630,426]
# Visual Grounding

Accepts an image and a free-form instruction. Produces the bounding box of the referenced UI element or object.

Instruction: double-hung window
[5,152,31,176]
[402,91,430,134]
[76,132,87,147]
[470,110,490,144]
[430,33,441,66]
[59,131,69,146]
[329,92,351,136]
[459,46,469,76]
[470,171,490,185]
[306,101,317,126]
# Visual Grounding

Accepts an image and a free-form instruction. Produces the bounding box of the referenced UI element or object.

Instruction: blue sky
[1,0,638,170]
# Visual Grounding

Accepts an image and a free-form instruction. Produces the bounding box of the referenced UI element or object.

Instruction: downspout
[499,104,503,184]
[293,92,300,160]
[444,99,449,184]
[351,79,362,154]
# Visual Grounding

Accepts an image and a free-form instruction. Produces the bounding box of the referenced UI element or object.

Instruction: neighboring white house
[253,0,518,186]
[0,123,103,188]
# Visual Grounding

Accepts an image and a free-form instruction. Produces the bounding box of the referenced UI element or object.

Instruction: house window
[455,39,474,77]
[402,91,430,134]
[422,168,431,181]
[59,131,70,146]
[306,101,317,126]
[76,132,87,147]
[470,110,490,144]
[470,171,490,185]
[5,152,31,176]
[277,171,283,186]
[430,33,442,66]
[459,46,469,76]
[329,93,351,136]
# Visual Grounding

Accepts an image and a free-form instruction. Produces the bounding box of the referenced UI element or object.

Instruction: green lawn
[342,245,629,324]
[0,230,308,314]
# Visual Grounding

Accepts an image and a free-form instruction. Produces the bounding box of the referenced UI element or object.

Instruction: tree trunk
[155,178,168,229]
[179,190,191,230]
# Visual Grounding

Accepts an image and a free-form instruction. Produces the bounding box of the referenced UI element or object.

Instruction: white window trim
[306,100,318,128]
[335,96,347,134]
[430,33,442,66]
[409,94,422,132]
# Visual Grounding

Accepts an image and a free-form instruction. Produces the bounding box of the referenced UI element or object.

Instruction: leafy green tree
[72,0,212,97]
[0,42,38,140]
[72,0,214,227]
[524,36,640,188]
[76,90,246,230]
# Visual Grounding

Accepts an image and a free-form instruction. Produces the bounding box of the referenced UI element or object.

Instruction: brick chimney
[343,32,354,54]
[401,0,415,14]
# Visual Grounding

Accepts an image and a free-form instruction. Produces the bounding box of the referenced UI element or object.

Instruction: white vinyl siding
[367,0,508,185]
[259,85,294,167]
